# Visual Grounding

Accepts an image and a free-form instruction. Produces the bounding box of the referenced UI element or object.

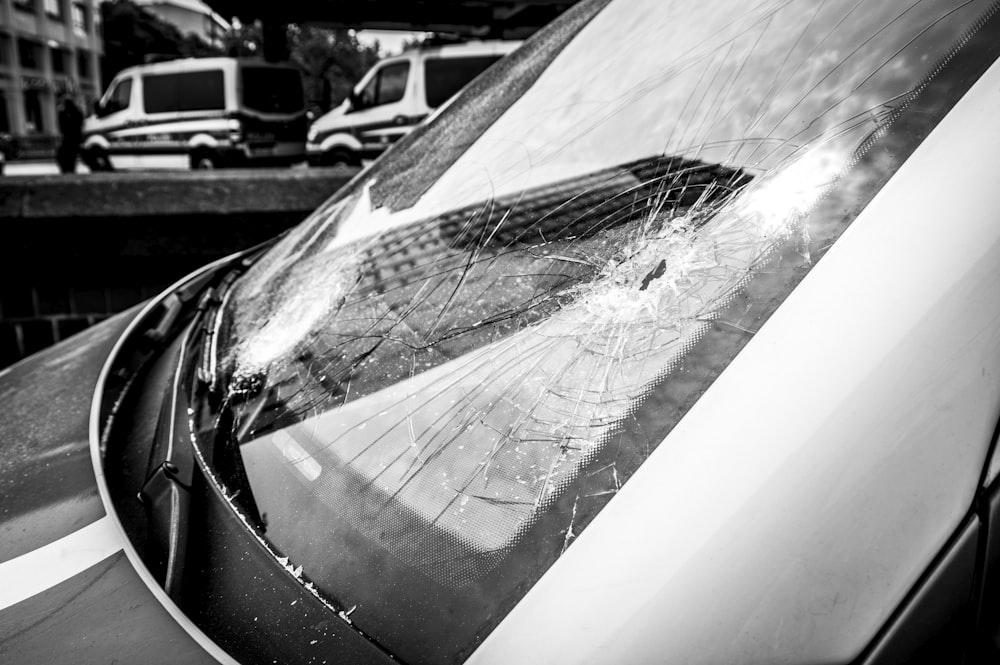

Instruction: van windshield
[190,0,1000,663]
[241,66,304,114]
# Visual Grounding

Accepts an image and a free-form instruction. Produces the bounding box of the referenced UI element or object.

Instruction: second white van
[306,40,520,167]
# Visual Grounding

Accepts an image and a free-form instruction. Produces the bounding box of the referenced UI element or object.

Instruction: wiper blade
[137,257,252,600]
[196,267,241,399]
[138,317,200,600]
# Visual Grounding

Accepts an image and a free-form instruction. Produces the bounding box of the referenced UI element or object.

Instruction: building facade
[0,0,102,152]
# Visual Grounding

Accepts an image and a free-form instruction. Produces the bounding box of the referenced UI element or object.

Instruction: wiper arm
[107,242,275,601]
[189,260,268,528]
[137,261,248,600]
[138,315,201,601]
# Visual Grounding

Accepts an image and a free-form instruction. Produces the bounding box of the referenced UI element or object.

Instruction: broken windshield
[188,0,1000,662]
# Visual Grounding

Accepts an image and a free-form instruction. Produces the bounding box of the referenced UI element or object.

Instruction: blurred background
[0,0,579,367]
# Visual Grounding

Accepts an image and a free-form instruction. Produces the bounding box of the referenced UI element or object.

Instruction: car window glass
[376,61,409,106]
[104,77,131,114]
[356,70,378,109]
[143,70,224,114]
[424,55,502,107]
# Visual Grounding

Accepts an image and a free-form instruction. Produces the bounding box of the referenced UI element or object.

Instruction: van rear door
[237,65,307,161]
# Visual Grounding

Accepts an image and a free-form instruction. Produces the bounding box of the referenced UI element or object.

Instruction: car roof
[112,57,297,80]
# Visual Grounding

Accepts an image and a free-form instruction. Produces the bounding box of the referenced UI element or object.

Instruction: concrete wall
[0,167,358,367]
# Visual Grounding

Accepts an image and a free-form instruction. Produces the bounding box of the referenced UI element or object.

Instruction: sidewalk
[1,159,317,176]
[2,160,92,176]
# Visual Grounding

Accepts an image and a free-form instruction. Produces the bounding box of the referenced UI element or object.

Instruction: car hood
[310,101,349,135]
[0,310,135,562]
[0,310,220,664]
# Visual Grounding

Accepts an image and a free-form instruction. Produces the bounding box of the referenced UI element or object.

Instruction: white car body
[3,1,1000,664]
[306,40,520,165]
[82,57,307,170]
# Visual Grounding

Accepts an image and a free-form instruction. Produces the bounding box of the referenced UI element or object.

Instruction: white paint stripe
[0,516,123,611]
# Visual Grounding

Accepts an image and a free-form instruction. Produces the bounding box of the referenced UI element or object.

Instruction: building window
[17,39,42,71]
[52,48,68,75]
[0,92,10,134]
[0,35,11,68]
[72,2,89,36]
[13,0,35,14]
[23,90,44,134]
[76,49,90,79]
[44,0,62,19]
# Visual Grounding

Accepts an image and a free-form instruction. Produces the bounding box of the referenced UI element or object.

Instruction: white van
[82,58,307,170]
[306,40,520,166]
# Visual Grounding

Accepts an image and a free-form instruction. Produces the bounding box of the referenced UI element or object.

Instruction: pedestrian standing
[56,93,84,174]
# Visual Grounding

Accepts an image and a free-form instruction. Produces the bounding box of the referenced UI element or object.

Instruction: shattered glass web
[220,0,990,593]
[236,162,766,584]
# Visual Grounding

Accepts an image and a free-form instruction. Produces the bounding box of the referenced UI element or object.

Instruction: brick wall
[0,287,146,367]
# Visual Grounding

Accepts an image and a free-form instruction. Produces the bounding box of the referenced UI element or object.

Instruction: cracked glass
[187,0,1000,662]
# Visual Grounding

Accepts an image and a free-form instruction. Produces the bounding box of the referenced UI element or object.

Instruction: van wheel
[84,148,113,172]
[323,148,360,168]
[190,150,218,170]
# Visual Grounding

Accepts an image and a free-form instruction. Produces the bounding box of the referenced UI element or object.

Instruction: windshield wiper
[138,322,197,600]
[137,251,265,600]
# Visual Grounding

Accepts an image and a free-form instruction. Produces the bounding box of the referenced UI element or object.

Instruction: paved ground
[1,160,319,176]
[2,158,359,177]
[3,160,92,176]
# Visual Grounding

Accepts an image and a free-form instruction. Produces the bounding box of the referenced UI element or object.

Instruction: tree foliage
[288,26,379,115]
[100,2,380,116]
[222,19,263,59]
[400,34,427,51]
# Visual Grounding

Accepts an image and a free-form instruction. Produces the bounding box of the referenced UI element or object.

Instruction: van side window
[358,61,410,109]
[424,56,502,108]
[104,78,132,114]
[143,70,225,114]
